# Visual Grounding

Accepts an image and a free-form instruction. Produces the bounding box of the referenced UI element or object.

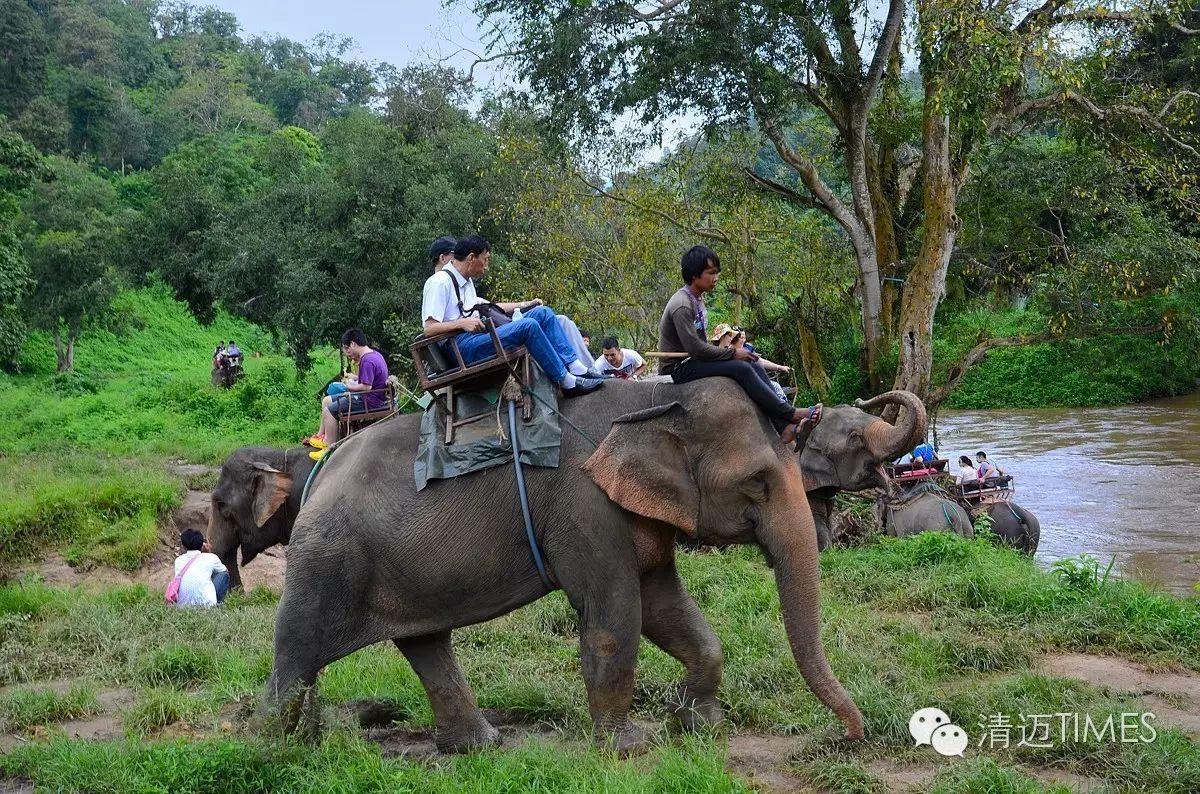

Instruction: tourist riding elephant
[874,485,974,539]
[980,500,1040,554]
[207,446,316,591]
[259,378,867,754]
[797,391,928,550]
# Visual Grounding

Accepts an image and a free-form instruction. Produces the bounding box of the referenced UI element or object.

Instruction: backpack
[165,554,201,605]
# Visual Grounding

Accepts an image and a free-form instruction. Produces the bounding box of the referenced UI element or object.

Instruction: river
[936,390,1200,596]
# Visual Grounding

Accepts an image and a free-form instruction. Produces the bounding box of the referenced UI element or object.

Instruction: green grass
[0,684,100,732]
[1,535,1197,791]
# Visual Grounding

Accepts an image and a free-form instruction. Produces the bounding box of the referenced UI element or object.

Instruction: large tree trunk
[795,316,832,399]
[893,86,959,401]
[53,327,75,373]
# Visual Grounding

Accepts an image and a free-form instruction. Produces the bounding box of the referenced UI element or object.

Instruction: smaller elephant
[980,501,1040,554]
[876,485,974,539]
[207,446,316,590]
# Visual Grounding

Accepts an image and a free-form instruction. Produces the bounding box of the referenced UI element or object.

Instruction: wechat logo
[910,707,969,757]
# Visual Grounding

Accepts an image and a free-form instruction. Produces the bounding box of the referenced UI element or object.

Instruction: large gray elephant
[980,500,1040,554]
[875,484,974,539]
[257,378,907,754]
[798,391,928,550]
[207,446,316,591]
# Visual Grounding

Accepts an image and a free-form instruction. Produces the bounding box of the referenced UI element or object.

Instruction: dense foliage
[0,0,1196,403]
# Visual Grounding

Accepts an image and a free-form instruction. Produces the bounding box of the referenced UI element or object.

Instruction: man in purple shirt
[312,328,389,453]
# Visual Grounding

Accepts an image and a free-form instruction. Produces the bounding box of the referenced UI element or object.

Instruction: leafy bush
[1051,553,1116,593]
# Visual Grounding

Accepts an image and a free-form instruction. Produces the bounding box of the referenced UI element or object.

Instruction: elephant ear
[583,402,700,536]
[250,462,292,528]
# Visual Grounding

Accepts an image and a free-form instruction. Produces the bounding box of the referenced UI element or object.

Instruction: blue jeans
[212,570,229,604]
[456,306,576,382]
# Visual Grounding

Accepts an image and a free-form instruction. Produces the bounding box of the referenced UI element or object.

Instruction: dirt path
[12,488,289,593]
[1041,652,1200,740]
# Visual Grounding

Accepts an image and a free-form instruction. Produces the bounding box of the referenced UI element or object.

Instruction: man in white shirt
[421,235,604,396]
[172,529,229,607]
[597,337,647,379]
[428,235,598,369]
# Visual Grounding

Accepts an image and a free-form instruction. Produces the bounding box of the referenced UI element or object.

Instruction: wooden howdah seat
[885,458,949,482]
[338,375,401,438]
[408,318,533,444]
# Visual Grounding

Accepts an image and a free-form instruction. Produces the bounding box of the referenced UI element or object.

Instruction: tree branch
[573,172,731,244]
[992,90,1200,157]
[742,167,827,211]
[927,325,1161,409]
[863,0,905,111]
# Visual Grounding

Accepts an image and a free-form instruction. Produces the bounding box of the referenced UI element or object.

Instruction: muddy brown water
[936,390,1200,596]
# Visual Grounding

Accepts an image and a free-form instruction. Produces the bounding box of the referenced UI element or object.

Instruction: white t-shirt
[597,348,645,377]
[955,465,979,485]
[421,264,484,324]
[172,551,227,607]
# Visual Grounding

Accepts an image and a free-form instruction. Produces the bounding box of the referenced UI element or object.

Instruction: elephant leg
[393,631,499,754]
[257,603,329,742]
[810,495,835,551]
[558,566,644,754]
[640,565,725,731]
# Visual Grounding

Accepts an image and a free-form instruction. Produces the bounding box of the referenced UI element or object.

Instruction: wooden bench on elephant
[338,375,401,438]
[408,319,532,444]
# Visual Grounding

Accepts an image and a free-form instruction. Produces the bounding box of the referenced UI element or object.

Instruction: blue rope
[509,399,555,590]
[941,501,955,527]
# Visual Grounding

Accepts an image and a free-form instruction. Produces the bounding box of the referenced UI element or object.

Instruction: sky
[206,0,511,87]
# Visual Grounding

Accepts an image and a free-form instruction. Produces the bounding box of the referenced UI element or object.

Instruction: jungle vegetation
[0,0,1196,408]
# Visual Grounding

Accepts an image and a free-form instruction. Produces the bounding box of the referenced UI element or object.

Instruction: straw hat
[710,322,736,342]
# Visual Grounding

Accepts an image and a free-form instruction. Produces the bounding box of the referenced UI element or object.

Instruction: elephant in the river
[259,378,868,754]
[874,484,974,539]
[207,446,316,591]
[980,500,1040,554]
[798,391,928,550]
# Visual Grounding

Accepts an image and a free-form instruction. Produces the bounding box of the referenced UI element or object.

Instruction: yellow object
[308,436,328,450]
[308,448,328,462]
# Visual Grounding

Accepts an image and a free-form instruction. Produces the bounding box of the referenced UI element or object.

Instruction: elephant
[258,377,874,754]
[207,445,317,591]
[797,391,928,550]
[874,484,974,539]
[980,500,1040,554]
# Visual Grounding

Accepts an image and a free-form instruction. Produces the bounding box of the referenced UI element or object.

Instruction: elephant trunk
[759,468,865,739]
[855,390,928,462]
[206,509,244,591]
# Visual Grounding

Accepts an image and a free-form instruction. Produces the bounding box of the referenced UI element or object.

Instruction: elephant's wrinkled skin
[798,391,928,550]
[982,500,1041,554]
[207,446,316,591]
[876,488,974,539]
[260,378,869,754]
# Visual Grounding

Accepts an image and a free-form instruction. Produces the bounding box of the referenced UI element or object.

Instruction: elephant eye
[742,474,769,502]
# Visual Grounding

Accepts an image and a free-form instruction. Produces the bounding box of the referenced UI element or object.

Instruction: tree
[0,129,43,370]
[21,156,120,371]
[469,0,1200,401]
[0,0,49,118]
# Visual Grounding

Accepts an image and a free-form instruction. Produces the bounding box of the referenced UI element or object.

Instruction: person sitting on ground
[955,455,979,486]
[421,235,605,396]
[597,336,647,379]
[308,329,390,457]
[976,450,999,481]
[172,528,229,607]
[428,235,599,370]
[658,245,819,444]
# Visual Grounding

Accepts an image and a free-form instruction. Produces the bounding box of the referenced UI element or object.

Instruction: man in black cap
[429,236,457,272]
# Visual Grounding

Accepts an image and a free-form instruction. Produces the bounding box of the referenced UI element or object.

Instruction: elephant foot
[669,689,725,732]
[253,683,321,743]
[435,718,500,754]
[594,719,649,757]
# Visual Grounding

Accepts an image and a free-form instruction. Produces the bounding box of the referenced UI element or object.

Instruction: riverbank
[3,534,1199,792]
